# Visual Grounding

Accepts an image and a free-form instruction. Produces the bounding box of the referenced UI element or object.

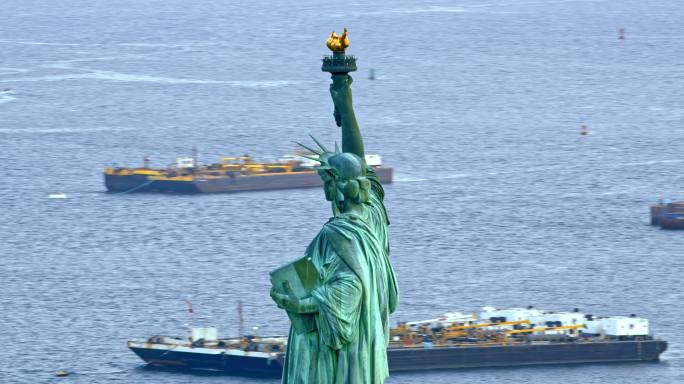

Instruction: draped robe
[282,168,398,384]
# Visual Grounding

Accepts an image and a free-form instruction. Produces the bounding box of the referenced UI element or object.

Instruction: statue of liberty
[270,29,398,384]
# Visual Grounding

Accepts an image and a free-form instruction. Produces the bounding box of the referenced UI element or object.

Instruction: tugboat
[128,329,286,376]
[128,306,667,376]
[105,152,392,194]
[650,200,684,229]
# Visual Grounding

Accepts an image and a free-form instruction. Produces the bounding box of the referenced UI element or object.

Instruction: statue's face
[318,170,346,215]
[318,170,335,202]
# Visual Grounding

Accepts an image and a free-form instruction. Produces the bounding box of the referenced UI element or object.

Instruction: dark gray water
[2,0,684,383]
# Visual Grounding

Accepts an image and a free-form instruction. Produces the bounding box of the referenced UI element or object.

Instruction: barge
[105,153,392,194]
[651,200,684,229]
[128,306,667,376]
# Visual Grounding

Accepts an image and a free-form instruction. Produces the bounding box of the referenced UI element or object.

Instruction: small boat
[650,200,684,229]
[128,332,286,376]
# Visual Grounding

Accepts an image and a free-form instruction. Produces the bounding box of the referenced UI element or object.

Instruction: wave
[0,93,17,105]
[117,42,192,48]
[621,159,684,167]
[394,6,468,14]
[43,55,149,67]
[395,157,684,185]
[395,173,470,183]
[336,6,468,17]
[2,68,308,88]
[0,39,81,46]
[0,67,31,75]
[0,126,137,134]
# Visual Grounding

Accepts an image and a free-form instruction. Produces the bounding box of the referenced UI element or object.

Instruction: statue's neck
[335,200,366,218]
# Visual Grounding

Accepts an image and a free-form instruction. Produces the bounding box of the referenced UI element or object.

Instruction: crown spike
[309,134,330,153]
[294,141,321,155]
[334,141,340,153]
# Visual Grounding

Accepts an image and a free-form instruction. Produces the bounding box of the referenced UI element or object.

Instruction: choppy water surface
[2,0,684,383]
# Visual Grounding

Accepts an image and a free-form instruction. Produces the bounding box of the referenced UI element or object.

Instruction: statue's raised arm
[323,28,364,159]
[330,74,364,159]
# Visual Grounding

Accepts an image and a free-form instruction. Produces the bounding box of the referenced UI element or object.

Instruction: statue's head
[319,152,370,206]
[298,137,370,214]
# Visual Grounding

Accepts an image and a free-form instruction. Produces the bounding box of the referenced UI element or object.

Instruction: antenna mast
[192,146,198,170]
[238,300,244,338]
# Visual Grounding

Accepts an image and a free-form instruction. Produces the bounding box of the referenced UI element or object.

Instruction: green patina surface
[270,46,398,384]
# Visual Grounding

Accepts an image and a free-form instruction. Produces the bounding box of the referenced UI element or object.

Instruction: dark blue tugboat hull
[129,346,284,376]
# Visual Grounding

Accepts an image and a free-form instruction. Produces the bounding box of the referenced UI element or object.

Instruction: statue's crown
[296,135,365,180]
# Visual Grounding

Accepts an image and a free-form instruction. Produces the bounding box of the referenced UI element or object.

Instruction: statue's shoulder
[363,166,390,226]
[364,166,385,201]
[320,220,366,278]
[320,219,359,249]
[307,221,352,264]
[322,217,354,237]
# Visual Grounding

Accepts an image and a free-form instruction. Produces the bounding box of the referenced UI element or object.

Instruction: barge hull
[659,219,684,230]
[104,174,200,193]
[387,340,667,371]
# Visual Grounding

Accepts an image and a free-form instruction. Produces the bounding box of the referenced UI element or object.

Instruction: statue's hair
[340,176,371,204]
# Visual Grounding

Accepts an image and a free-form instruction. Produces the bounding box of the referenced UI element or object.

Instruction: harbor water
[1,0,683,382]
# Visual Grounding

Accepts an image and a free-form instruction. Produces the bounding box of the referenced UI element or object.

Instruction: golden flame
[326,28,349,52]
